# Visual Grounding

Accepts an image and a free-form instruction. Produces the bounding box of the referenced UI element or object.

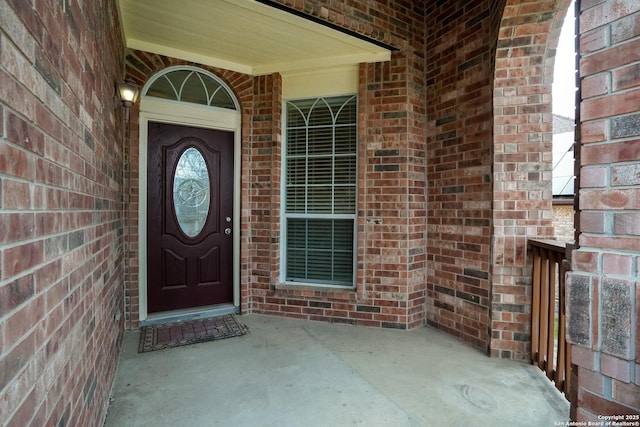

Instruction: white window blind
[283,95,357,286]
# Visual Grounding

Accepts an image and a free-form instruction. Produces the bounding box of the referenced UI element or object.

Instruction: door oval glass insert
[173,147,210,237]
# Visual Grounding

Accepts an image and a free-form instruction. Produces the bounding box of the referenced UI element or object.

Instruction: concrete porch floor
[104,314,569,427]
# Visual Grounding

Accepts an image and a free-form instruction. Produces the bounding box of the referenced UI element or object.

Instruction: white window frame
[279,95,358,289]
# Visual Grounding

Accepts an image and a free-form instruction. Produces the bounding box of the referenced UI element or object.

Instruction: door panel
[198,247,220,283]
[147,122,234,313]
[162,249,187,289]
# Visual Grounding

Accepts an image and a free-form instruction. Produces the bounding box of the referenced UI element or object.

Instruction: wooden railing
[529,239,572,400]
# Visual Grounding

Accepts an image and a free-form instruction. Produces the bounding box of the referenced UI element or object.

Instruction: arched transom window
[143,66,238,110]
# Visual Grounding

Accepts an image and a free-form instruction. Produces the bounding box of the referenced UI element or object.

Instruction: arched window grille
[143,66,238,110]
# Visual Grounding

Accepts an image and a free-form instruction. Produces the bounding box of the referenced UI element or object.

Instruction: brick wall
[492,0,573,359]
[553,203,575,243]
[247,1,428,328]
[124,53,429,329]
[123,101,139,328]
[244,73,281,315]
[425,0,497,353]
[566,0,640,419]
[0,0,125,426]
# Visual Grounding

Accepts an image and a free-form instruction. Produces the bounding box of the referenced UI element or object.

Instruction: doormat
[138,314,248,353]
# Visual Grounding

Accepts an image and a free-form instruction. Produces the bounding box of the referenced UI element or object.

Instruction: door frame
[138,96,241,323]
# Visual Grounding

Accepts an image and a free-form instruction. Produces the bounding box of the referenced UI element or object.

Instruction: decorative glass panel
[145,68,238,110]
[180,72,210,105]
[173,148,210,237]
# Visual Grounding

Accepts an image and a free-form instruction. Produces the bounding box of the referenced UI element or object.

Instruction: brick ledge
[274,283,356,294]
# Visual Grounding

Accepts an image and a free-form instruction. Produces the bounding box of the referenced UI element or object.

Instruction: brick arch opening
[491,0,574,359]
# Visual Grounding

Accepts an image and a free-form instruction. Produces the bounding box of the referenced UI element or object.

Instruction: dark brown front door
[147,122,234,313]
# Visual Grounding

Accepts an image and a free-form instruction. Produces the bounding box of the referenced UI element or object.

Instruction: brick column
[359,48,427,329]
[124,103,140,329]
[247,74,280,311]
[425,0,495,352]
[566,1,640,419]
[492,0,571,359]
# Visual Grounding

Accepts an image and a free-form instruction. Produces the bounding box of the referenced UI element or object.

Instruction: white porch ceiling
[117,0,391,76]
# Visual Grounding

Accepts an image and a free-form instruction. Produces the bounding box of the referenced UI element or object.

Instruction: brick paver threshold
[138,314,248,353]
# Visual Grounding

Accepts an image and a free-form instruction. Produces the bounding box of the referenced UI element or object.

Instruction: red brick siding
[566,0,640,419]
[123,104,140,327]
[0,1,125,426]
[248,32,427,327]
[425,0,498,353]
[270,0,420,49]
[553,204,576,243]
[246,73,281,312]
[492,0,573,359]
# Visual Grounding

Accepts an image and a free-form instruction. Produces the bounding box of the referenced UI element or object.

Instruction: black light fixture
[118,80,139,108]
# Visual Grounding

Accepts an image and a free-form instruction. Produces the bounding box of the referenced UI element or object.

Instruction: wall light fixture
[118,80,139,108]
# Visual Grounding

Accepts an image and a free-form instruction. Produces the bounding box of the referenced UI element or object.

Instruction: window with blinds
[283,95,357,287]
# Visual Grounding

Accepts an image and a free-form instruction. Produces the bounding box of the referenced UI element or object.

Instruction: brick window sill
[274,283,356,294]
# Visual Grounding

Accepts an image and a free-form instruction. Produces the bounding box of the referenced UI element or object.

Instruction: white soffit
[118,0,391,76]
